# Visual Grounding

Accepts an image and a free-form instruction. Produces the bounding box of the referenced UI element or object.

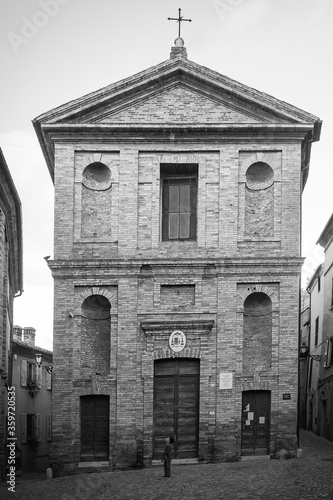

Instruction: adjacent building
[304,265,324,433]
[33,39,321,475]
[12,326,53,472]
[0,149,23,482]
[314,215,333,440]
[299,298,310,430]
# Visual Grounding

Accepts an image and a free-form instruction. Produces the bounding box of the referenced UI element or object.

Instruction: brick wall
[49,131,304,473]
[243,292,272,373]
[0,210,5,482]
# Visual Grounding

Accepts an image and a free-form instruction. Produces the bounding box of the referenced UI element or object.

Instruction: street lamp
[35,353,42,367]
[300,342,322,362]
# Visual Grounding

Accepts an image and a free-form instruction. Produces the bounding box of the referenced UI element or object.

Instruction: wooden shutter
[20,360,27,387]
[47,414,52,441]
[36,414,42,442]
[36,365,43,386]
[190,180,197,239]
[46,371,52,390]
[21,414,27,443]
[324,340,329,368]
[162,181,169,240]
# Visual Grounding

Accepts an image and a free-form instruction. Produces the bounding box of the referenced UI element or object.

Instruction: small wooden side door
[80,395,109,462]
[241,390,270,456]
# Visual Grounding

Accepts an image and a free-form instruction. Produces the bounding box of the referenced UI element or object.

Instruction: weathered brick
[33,49,321,474]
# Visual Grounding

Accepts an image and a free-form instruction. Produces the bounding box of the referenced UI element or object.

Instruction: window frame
[314,316,319,346]
[161,164,198,242]
[324,337,333,368]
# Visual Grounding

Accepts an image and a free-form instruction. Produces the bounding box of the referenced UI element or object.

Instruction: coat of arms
[169,330,186,352]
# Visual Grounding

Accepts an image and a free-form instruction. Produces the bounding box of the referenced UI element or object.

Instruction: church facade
[34,40,321,475]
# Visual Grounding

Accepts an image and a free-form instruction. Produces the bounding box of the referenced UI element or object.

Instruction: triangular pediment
[90,84,265,125]
[33,55,321,181]
[34,57,320,127]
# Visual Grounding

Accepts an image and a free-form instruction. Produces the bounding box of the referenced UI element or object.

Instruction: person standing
[162,436,174,477]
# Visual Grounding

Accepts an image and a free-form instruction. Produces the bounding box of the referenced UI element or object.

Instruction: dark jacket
[163,444,173,461]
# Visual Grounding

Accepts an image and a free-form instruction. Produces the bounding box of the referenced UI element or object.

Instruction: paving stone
[1,430,332,500]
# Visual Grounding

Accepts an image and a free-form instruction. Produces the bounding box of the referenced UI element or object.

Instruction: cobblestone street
[1,430,333,500]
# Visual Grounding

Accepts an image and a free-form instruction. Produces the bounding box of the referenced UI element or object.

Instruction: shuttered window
[36,366,43,386]
[315,316,319,346]
[324,338,333,368]
[36,414,42,442]
[46,370,52,390]
[161,164,198,241]
[47,414,52,441]
[20,360,27,387]
[21,414,27,443]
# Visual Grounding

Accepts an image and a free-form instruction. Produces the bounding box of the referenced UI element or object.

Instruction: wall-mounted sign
[169,330,186,352]
[219,372,233,390]
[282,393,291,400]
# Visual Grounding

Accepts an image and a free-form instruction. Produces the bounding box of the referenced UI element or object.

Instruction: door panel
[80,396,109,462]
[241,391,270,456]
[153,359,199,459]
[153,376,175,455]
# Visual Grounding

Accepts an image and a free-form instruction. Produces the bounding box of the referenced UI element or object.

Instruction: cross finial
[168,8,192,38]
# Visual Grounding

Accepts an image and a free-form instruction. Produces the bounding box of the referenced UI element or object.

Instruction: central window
[161,164,198,241]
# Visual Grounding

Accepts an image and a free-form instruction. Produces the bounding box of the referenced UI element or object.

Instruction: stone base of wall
[273,434,298,459]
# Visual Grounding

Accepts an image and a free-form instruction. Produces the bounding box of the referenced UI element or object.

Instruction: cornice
[140,319,214,336]
[0,149,23,295]
[47,257,304,279]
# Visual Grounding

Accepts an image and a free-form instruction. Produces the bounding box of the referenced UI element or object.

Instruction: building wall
[12,337,52,473]
[0,150,22,483]
[0,208,9,481]
[48,137,304,475]
[299,305,310,429]
[319,237,333,440]
[306,267,324,434]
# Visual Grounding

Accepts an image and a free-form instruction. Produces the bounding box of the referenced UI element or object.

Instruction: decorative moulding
[140,320,214,336]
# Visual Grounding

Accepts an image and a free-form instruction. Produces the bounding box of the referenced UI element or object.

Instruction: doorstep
[152,458,199,466]
[240,455,270,461]
[78,461,110,469]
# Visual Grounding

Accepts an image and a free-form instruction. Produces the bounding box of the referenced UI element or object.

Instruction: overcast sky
[0,0,332,350]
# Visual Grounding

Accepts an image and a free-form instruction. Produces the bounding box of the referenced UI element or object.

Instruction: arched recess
[245,161,274,237]
[81,294,111,374]
[81,161,112,238]
[243,292,272,373]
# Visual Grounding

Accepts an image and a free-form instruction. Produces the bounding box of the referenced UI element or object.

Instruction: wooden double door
[153,359,199,460]
[241,390,271,456]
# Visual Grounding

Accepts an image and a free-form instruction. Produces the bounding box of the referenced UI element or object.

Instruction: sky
[0,0,332,351]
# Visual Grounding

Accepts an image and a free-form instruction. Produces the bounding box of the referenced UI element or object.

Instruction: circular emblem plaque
[169,330,186,353]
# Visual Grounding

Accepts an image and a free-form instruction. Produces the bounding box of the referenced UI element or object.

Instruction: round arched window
[246,162,274,190]
[82,162,112,190]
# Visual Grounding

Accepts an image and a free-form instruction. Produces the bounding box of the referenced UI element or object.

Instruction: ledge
[152,458,199,466]
[141,319,214,336]
[78,461,109,469]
